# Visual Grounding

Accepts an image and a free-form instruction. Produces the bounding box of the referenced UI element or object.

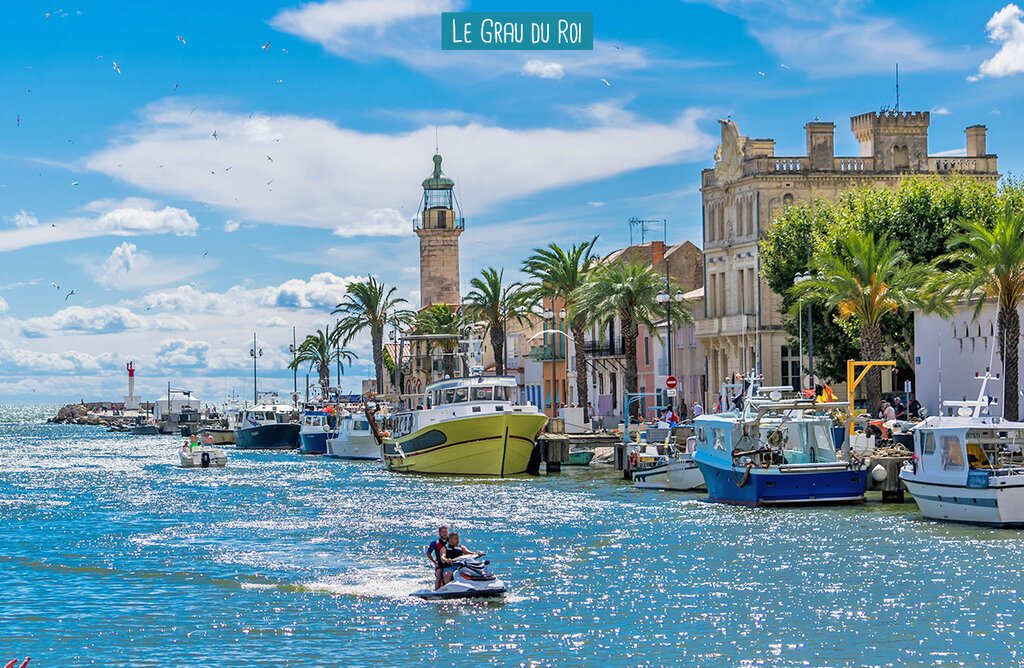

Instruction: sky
[1,0,1023,405]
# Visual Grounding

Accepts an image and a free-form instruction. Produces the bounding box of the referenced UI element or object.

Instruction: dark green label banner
[441,12,593,50]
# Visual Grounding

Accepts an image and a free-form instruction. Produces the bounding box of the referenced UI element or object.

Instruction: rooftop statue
[714,118,746,184]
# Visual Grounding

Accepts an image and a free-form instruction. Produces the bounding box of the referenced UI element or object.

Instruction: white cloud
[0,338,116,373]
[932,148,967,157]
[522,60,565,80]
[88,242,208,290]
[85,102,713,235]
[0,198,198,252]
[102,242,137,276]
[931,106,951,115]
[224,219,240,232]
[20,305,192,338]
[969,4,1024,81]
[587,201,605,207]
[690,1,961,76]
[271,0,654,81]
[155,338,210,367]
[137,272,358,313]
[0,297,7,313]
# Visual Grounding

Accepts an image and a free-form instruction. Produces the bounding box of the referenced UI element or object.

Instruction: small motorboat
[179,445,228,468]
[106,425,131,433]
[410,555,507,600]
[565,448,595,466]
[632,437,706,491]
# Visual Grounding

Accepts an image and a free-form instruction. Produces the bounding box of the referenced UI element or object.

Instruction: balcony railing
[584,339,627,358]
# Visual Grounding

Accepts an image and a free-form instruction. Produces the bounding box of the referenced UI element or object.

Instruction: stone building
[696,111,999,399]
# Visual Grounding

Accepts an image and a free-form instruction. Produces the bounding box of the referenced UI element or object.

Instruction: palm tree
[792,232,929,417]
[416,303,464,379]
[333,277,414,394]
[522,237,599,422]
[573,258,692,420]
[287,326,358,399]
[463,267,533,376]
[932,206,1024,420]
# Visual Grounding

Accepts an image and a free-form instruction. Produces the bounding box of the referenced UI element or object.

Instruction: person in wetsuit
[439,533,481,585]
[425,525,450,591]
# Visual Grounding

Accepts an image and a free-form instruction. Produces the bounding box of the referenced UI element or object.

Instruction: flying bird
[66,138,73,143]
[757,71,766,77]
[266,155,273,162]
[202,250,209,258]
[224,166,232,171]
[45,12,51,18]
[112,61,121,74]
[177,35,186,45]
[16,114,19,126]
[600,78,611,86]
[281,48,288,53]
[65,289,76,300]
[780,64,790,69]
[267,179,273,185]
[275,79,283,84]
[261,41,271,50]
[50,282,59,290]
[211,129,217,140]
[173,82,179,90]
[189,106,199,116]
[71,181,79,186]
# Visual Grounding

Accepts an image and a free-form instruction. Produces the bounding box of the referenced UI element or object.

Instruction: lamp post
[249,333,262,404]
[794,272,815,390]
[656,289,685,405]
[289,326,297,395]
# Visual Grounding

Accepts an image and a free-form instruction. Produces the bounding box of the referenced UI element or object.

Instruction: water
[3,407,1024,666]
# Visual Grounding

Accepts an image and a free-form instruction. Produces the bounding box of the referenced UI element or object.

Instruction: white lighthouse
[124,361,141,411]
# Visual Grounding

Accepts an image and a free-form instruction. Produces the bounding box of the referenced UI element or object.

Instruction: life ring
[381,430,391,438]
[628,449,638,469]
[201,451,211,468]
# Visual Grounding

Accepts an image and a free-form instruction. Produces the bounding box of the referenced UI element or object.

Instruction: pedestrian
[692,401,703,417]
[892,396,907,420]
[909,395,922,420]
[882,401,896,421]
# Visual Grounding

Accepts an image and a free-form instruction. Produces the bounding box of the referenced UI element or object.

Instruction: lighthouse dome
[422,154,455,190]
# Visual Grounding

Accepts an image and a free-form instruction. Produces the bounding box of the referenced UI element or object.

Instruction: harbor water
[3,405,1024,666]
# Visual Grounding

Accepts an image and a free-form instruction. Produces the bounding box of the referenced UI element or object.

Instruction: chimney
[805,122,835,170]
[651,240,665,266]
[966,125,987,157]
[746,138,775,157]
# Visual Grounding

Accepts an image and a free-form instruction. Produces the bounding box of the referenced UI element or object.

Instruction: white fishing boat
[326,414,380,460]
[901,371,1024,526]
[631,437,705,491]
[179,444,228,468]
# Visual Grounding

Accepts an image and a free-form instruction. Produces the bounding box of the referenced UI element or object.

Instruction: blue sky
[1,0,1022,404]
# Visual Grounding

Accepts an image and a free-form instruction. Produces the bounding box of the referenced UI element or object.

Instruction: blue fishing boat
[692,381,865,506]
[234,401,300,450]
[298,408,336,454]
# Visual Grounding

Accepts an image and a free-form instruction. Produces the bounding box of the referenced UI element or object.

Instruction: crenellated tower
[851,110,930,171]
[415,153,463,309]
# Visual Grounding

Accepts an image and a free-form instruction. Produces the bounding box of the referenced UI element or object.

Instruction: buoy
[871,464,888,482]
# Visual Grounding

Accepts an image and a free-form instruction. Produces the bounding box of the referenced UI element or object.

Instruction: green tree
[287,326,358,400]
[333,277,414,394]
[415,303,464,380]
[791,232,929,416]
[522,237,599,421]
[463,267,533,376]
[573,258,691,420]
[762,175,1022,383]
[931,206,1024,420]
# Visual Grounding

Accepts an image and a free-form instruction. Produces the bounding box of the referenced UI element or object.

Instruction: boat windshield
[764,420,837,464]
[470,386,493,402]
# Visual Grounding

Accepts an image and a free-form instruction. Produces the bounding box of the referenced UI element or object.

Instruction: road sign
[665,375,677,389]
[666,389,677,397]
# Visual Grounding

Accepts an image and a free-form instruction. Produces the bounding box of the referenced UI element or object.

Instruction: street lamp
[288,326,297,395]
[794,272,815,391]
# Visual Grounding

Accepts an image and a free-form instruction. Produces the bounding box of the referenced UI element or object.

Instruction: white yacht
[901,372,1024,526]
[326,413,380,461]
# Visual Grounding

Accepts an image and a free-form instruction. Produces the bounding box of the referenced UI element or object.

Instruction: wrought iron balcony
[584,339,627,358]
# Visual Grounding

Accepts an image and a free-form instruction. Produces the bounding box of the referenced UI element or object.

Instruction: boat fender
[870,464,887,482]
[381,430,391,438]
[201,451,211,468]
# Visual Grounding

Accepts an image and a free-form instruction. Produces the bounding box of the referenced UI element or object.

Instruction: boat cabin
[242,403,297,427]
[387,376,538,438]
[911,416,1024,487]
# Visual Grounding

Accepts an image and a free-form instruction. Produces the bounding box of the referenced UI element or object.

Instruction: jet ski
[410,555,507,600]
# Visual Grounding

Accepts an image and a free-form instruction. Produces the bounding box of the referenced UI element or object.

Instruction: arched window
[782,193,794,207]
[893,145,910,169]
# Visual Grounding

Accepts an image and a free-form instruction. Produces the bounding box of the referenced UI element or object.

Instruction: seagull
[50,282,59,290]
[757,71,766,77]
[211,129,217,140]
[224,166,232,171]
[780,63,790,69]
[210,170,215,175]
[51,223,56,228]
[16,114,19,126]
[275,79,283,84]
[146,305,152,310]
[177,35,186,45]
[112,61,121,74]
[189,106,199,117]
[281,48,288,53]
[71,181,79,186]
[45,12,51,18]
[202,250,209,258]
[66,138,73,143]
[267,179,273,185]
[600,78,611,86]
[266,155,273,162]
[65,289,76,300]
[173,82,179,90]
[261,41,271,50]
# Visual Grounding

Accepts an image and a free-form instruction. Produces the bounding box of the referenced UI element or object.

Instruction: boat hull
[901,474,1024,526]
[234,423,300,450]
[565,450,595,466]
[633,457,706,491]
[384,412,547,476]
[130,425,159,435]
[695,455,866,506]
[180,447,228,468]
[298,431,330,454]
[326,434,380,460]
[201,428,235,445]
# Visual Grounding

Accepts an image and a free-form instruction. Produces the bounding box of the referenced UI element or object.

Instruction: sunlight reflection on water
[2,415,1024,665]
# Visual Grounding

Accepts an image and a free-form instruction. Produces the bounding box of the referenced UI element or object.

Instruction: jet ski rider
[439,533,482,585]
[426,525,450,591]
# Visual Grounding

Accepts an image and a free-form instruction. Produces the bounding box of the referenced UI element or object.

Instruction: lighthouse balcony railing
[413,211,465,231]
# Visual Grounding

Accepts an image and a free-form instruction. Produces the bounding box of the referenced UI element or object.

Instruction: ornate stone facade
[696,111,999,400]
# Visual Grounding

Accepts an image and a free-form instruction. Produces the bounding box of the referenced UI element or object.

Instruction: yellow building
[696,111,999,398]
